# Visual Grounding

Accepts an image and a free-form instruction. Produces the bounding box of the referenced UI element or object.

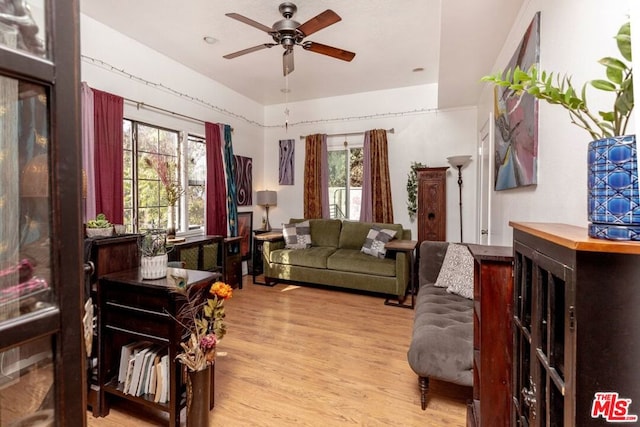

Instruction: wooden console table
[97,268,218,427]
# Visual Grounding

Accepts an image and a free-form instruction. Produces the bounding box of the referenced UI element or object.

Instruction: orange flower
[209,281,233,300]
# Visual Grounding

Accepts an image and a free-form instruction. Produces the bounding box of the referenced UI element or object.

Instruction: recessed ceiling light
[203,36,218,44]
[412,67,425,72]
[280,88,291,93]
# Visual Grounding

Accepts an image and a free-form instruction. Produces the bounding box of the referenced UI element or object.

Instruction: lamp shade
[447,155,472,167]
[256,190,277,207]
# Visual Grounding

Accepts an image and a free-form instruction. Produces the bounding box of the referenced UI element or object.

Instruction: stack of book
[118,341,170,403]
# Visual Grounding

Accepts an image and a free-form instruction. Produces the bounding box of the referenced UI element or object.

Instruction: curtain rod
[299,128,394,140]
[123,97,233,131]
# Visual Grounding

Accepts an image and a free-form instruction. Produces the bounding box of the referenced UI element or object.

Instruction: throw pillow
[434,243,474,299]
[361,226,397,259]
[283,221,312,249]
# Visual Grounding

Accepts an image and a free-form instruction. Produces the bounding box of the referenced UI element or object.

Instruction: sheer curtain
[205,122,227,236]
[81,82,95,222]
[93,89,123,224]
[303,133,329,219]
[360,129,393,223]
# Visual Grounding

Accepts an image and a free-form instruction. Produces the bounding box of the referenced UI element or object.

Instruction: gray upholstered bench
[407,241,473,410]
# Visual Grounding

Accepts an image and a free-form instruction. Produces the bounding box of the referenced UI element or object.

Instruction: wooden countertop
[510,222,640,255]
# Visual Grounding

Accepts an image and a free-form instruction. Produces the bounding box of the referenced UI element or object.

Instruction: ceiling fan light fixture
[203,36,218,44]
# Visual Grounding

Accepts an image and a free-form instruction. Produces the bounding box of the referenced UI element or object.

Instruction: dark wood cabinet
[223,236,243,289]
[511,222,640,426]
[86,234,140,415]
[416,167,448,243]
[97,268,217,427]
[467,244,513,427]
[168,235,222,271]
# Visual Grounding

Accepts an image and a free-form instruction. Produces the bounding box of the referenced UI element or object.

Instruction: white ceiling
[79,0,523,108]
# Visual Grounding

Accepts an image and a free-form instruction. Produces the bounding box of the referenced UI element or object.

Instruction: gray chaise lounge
[407,240,473,409]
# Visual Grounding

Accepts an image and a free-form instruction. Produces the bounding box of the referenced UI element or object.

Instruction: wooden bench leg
[419,376,429,410]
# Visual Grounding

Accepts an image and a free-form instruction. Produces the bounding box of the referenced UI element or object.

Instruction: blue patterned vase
[587,135,640,240]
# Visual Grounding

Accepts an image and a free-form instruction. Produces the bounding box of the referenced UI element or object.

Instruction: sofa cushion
[338,221,404,250]
[327,249,396,277]
[361,226,397,258]
[434,243,474,299]
[289,218,342,248]
[270,246,336,269]
[283,221,312,249]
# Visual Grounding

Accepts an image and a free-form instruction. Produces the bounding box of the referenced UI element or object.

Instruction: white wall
[80,14,266,231]
[263,86,478,241]
[478,0,633,245]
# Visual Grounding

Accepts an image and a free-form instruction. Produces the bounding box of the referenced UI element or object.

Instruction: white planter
[140,254,168,279]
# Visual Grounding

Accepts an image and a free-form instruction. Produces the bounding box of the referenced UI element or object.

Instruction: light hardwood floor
[87,275,470,426]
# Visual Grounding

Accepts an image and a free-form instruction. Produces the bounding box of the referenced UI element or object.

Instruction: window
[123,119,181,233]
[327,147,363,220]
[187,134,206,231]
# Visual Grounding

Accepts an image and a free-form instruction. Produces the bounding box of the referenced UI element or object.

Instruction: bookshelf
[97,268,217,427]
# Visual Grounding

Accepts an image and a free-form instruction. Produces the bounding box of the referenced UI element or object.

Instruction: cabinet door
[513,240,573,426]
[417,168,447,242]
[0,1,83,426]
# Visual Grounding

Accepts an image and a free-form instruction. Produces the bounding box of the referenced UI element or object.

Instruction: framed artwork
[493,12,540,191]
[279,139,295,185]
[236,211,253,261]
[234,155,252,206]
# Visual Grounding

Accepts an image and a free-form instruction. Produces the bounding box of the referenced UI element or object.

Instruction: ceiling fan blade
[283,49,294,76]
[297,9,341,37]
[223,44,275,59]
[225,13,273,33]
[303,42,355,62]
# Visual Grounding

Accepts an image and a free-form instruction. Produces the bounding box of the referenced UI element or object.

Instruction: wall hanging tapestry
[279,139,295,185]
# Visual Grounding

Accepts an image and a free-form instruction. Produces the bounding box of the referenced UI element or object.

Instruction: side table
[383,239,418,309]
[252,230,283,285]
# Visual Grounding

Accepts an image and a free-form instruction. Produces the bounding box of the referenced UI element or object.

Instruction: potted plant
[86,213,113,238]
[143,156,185,239]
[482,21,636,240]
[138,229,172,279]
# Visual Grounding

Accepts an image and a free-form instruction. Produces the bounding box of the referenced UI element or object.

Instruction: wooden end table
[383,239,418,309]
[252,231,283,286]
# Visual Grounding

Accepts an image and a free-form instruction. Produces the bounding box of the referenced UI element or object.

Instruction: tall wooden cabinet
[511,222,640,426]
[0,1,84,425]
[467,244,513,427]
[416,167,448,243]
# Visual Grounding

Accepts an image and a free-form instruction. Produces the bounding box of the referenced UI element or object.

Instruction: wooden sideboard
[467,244,513,427]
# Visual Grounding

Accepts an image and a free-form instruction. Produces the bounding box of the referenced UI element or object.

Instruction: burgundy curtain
[205,122,228,236]
[93,89,123,224]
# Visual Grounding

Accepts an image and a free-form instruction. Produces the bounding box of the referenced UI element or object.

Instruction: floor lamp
[447,155,472,242]
[257,190,277,231]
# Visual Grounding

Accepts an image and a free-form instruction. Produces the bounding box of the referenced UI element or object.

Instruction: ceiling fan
[223,2,356,76]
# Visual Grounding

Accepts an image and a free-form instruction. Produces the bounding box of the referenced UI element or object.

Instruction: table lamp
[257,190,277,231]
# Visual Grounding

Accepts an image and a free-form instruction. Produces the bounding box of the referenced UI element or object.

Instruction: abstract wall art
[233,155,252,206]
[493,11,540,191]
[279,139,295,185]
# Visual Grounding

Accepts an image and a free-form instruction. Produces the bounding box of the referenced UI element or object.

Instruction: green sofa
[262,219,412,300]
